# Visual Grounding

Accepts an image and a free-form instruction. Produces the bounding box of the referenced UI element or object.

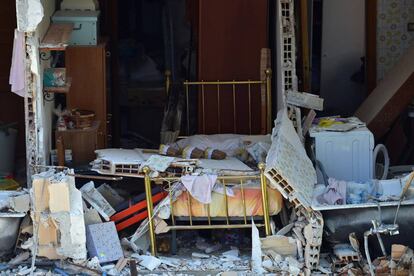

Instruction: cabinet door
[66,42,107,148]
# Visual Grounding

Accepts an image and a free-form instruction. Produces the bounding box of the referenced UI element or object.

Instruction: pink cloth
[9,29,26,97]
[180,174,217,204]
[317,178,347,205]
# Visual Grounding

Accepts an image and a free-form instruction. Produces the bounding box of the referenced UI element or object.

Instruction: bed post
[259,162,271,235]
[143,167,157,256]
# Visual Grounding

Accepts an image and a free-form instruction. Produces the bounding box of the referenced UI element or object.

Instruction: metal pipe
[372,220,387,256]
[217,83,221,133]
[232,82,237,133]
[248,82,252,135]
[223,180,230,225]
[143,167,156,256]
[364,230,375,276]
[259,162,271,235]
[184,80,264,85]
[240,179,247,225]
[394,171,414,225]
[201,82,205,133]
[168,224,265,230]
[187,191,193,226]
[68,174,123,181]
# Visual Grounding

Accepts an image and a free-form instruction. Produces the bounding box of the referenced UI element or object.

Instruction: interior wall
[37,0,56,164]
[377,0,414,81]
[320,0,366,116]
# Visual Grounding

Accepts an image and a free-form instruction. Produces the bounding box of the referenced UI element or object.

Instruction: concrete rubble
[31,170,86,260]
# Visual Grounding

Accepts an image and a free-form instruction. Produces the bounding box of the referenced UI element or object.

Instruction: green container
[52,10,100,46]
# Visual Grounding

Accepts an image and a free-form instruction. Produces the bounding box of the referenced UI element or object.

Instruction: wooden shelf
[39,23,73,51]
[43,77,72,94]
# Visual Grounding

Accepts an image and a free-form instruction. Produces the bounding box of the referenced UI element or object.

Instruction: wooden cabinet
[55,121,100,165]
[196,0,268,134]
[65,41,109,148]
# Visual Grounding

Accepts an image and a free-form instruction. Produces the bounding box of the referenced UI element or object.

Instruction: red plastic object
[111,192,167,231]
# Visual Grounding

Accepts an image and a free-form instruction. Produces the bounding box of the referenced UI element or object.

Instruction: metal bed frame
[166,68,273,135]
[142,163,272,256]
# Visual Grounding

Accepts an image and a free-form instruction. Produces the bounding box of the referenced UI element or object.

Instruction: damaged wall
[36,0,56,167]
[377,0,414,81]
[16,0,56,180]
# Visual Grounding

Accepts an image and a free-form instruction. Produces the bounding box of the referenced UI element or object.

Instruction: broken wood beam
[355,45,414,139]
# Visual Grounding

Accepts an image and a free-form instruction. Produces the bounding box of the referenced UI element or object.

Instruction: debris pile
[252,208,323,275]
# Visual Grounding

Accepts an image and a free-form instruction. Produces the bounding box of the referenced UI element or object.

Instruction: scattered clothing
[213,182,235,197]
[180,174,217,204]
[317,178,347,205]
[9,30,26,97]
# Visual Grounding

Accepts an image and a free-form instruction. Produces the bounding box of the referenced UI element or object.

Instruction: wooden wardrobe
[196,0,269,134]
[65,40,110,149]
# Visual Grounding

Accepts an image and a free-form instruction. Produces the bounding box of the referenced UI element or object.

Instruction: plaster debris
[8,252,30,265]
[261,235,297,257]
[205,243,222,254]
[16,0,44,32]
[80,181,116,221]
[83,207,102,226]
[96,183,125,208]
[10,194,30,213]
[191,252,210,259]
[251,220,265,274]
[132,254,162,271]
[31,170,87,261]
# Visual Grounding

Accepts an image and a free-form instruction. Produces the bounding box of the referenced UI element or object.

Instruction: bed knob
[258,162,266,171]
[143,166,150,174]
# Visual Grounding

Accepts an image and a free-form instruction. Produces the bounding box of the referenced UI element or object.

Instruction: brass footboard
[143,163,271,256]
[166,68,273,135]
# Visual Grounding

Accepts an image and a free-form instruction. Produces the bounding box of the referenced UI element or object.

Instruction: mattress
[172,186,283,217]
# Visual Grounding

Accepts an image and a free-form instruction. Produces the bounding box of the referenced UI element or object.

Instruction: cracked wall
[16,0,56,183]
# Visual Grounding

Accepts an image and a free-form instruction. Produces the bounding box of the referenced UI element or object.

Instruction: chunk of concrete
[261,235,298,257]
[84,207,102,226]
[32,177,50,212]
[48,183,70,213]
[10,194,30,213]
[133,254,161,271]
[31,171,87,261]
[80,182,116,221]
[96,184,124,208]
[37,216,58,246]
[86,222,123,263]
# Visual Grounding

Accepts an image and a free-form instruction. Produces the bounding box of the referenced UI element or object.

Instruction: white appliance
[309,125,374,183]
[61,0,99,11]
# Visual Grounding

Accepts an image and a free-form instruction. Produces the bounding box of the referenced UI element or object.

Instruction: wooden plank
[355,45,414,139]
[286,91,324,111]
[40,23,73,50]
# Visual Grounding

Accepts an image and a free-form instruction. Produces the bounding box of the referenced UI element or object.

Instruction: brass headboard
[166,69,272,135]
